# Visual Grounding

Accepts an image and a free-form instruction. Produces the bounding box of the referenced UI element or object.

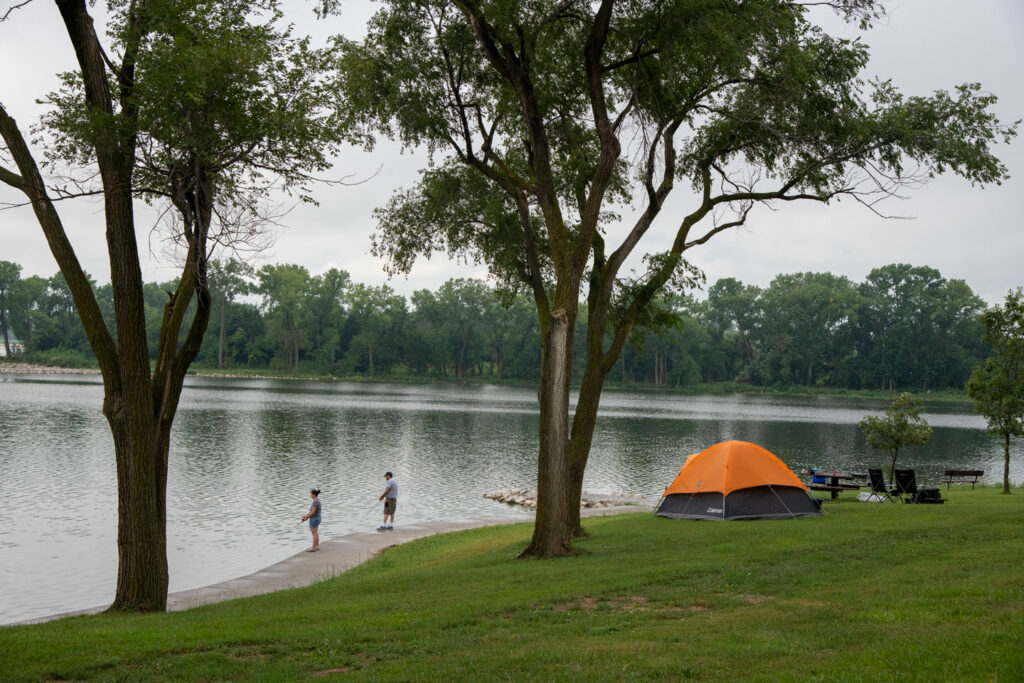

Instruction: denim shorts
[308,516,321,529]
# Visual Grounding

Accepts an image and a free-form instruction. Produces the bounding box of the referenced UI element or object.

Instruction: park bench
[942,469,983,489]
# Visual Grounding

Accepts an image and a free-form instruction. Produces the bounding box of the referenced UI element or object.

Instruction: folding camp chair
[891,469,945,504]
[867,468,897,503]
[892,469,917,503]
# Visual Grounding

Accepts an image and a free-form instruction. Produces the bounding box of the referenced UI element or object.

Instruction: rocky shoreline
[484,488,654,510]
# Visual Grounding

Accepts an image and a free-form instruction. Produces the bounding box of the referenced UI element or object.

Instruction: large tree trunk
[5,1,213,614]
[107,405,170,611]
[520,309,576,557]
[563,343,620,537]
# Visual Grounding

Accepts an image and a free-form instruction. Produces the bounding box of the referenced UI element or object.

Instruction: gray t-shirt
[310,498,322,518]
[384,479,397,499]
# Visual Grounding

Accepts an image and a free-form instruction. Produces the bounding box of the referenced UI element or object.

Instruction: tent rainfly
[655,440,821,521]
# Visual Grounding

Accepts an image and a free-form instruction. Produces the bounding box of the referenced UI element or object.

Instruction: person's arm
[302,503,315,521]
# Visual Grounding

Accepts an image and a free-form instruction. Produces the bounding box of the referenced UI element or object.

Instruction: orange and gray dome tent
[655,440,821,521]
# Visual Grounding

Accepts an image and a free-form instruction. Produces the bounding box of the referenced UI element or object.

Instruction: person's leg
[308,525,316,550]
[311,525,319,550]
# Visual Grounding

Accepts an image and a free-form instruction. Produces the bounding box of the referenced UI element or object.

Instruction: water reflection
[0,374,1018,624]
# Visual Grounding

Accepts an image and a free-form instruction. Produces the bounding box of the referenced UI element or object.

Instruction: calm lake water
[0,373,1018,625]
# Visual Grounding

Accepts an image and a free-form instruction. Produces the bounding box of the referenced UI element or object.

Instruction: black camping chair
[868,468,897,503]
[891,469,945,504]
[892,469,917,503]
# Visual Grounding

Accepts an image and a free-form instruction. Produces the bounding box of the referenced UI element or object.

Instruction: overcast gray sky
[1,0,1022,303]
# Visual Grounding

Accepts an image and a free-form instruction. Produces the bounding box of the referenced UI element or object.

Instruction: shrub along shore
[0,487,1020,680]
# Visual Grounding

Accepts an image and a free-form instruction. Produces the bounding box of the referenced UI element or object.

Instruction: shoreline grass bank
[1,359,973,407]
[1,487,1020,680]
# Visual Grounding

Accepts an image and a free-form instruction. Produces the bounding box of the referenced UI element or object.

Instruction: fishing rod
[251,518,306,558]
[356,498,381,521]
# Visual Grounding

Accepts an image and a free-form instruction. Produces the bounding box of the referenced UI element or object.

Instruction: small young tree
[859,392,932,476]
[967,288,1024,494]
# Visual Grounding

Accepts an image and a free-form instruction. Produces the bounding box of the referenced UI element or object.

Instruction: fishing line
[251,518,306,558]
[356,498,380,521]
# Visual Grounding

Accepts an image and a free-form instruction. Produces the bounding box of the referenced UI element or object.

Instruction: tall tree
[8,274,47,351]
[853,265,985,390]
[0,260,20,357]
[344,282,407,376]
[757,272,860,386]
[967,288,1024,494]
[32,272,94,354]
[207,259,255,369]
[303,268,350,373]
[0,0,343,611]
[408,288,449,376]
[704,278,762,374]
[436,278,490,378]
[256,263,313,372]
[337,0,1014,556]
[483,290,538,381]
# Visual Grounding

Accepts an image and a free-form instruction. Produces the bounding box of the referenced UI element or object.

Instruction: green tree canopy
[336,0,1015,557]
[344,282,408,376]
[0,260,21,356]
[967,288,1024,494]
[207,259,256,368]
[859,391,933,476]
[0,0,347,611]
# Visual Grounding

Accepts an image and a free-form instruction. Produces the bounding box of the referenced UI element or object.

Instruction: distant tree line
[0,260,993,391]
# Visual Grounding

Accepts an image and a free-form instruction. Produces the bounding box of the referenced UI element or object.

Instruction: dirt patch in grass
[551,595,687,613]
[314,666,356,675]
[312,652,378,676]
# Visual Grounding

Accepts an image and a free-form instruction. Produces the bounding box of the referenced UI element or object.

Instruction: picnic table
[807,471,866,500]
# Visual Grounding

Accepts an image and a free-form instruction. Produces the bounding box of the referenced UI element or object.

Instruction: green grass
[2,488,1023,681]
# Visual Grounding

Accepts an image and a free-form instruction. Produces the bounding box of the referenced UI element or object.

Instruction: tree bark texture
[520,309,576,557]
[106,404,170,611]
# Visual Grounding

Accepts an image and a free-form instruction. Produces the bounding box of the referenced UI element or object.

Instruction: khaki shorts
[384,498,397,515]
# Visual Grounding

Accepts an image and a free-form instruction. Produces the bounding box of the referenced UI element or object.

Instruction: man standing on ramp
[378,471,397,531]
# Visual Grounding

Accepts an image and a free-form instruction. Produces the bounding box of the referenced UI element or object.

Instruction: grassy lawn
[2,487,1022,681]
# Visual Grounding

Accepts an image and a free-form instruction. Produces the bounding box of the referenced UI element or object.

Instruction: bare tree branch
[0,0,34,22]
